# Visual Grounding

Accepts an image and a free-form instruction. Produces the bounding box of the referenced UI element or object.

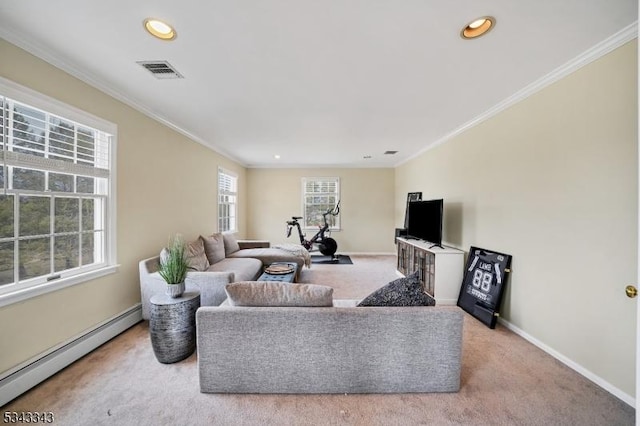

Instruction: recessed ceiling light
[274,154,281,159]
[461,16,495,39]
[143,18,177,41]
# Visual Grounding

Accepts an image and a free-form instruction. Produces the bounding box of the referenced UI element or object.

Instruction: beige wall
[0,40,246,374]
[246,168,395,253]
[396,40,638,396]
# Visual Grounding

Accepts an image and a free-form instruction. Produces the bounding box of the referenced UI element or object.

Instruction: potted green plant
[158,234,188,298]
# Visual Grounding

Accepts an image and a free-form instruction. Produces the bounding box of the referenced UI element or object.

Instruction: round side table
[149,291,200,364]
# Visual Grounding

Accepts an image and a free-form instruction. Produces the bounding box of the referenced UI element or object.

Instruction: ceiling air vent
[137,60,184,79]
[384,150,398,155]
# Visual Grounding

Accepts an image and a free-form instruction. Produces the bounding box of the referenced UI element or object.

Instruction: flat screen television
[406,199,443,247]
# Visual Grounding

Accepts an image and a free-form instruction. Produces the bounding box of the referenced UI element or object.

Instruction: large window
[302,177,340,230]
[218,168,237,232]
[0,77,116,305]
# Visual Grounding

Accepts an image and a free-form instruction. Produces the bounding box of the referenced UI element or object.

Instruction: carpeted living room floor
[2,255,634,425]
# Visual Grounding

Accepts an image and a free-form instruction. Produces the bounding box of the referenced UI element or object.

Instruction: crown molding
[397,21,639,167]
[0,27,246,167]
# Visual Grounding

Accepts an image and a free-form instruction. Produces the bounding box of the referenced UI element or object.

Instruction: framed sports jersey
[403,192,422,228]
[457,246,512,329]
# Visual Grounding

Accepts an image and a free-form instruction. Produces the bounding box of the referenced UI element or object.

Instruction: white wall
[396,40,638,397]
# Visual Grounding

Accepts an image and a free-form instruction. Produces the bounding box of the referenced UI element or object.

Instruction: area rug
[311,254,353,265]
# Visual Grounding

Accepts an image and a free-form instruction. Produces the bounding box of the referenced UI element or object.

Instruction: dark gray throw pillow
[357,271,436,307]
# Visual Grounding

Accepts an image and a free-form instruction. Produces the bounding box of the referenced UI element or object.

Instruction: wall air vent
[137,61,184,79]
[384,150,398,155]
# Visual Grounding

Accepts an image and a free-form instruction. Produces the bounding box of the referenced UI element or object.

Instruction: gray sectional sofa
[196,297,464,394]
[138,233,307,320]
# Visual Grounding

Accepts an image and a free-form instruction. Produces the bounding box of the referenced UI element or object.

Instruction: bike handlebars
[323,200,341,217]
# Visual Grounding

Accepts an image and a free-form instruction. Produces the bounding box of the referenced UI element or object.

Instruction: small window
[218,168,237,232]
[302,177,340,230]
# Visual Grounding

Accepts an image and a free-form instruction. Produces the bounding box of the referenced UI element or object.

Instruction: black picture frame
[457,246,512,329]
[403,192,422,229]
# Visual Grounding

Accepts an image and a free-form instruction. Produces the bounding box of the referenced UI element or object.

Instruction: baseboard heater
[0,305,142,407]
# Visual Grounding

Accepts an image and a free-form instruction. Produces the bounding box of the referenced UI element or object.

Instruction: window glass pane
[0,241,13,286]
[77,127,95,166]
[48,117,75,162]
[19,196,50,236]
[19,237,50,280]
[82,198,95,231]
[49,173,74,192]
[14,168,45,191]
[82,231,102,265]
[54,234,79,272]
[55,197,79,233]
[82,233,93,265]
[94,177,108,196]
[0,97,4,148]
[77,176,94,194]
[0,195,13,238]
[12,104,46,156]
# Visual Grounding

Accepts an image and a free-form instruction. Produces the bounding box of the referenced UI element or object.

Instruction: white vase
[166,282,186,298]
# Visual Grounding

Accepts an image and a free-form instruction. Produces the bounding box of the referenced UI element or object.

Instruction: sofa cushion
[185,238,210,272]
[201,233,226,264]
[222,232,240,255]
[225,282,333,307]
[357,271,436,307]
[227,247,305,271]
[207,257,262,282]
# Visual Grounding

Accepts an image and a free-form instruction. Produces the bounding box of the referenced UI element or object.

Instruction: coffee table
[257,262,298,283]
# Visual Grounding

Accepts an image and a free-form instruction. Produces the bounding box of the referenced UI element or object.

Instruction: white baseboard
[498,317,634,408]
[0,304,142,407]
[436,298,458,306]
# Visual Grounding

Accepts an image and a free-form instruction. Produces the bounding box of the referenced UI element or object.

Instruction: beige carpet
[2,255,634,425]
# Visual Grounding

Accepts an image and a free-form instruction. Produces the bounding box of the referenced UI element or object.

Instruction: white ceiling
[0,1,637,168]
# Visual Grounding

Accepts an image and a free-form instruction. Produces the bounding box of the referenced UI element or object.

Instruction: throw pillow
[357,271,436,307]
[200,233,226,264]
[159,247,169,266]
[185,238,210,272]
[225,282,333,307]
[222,232,240,255]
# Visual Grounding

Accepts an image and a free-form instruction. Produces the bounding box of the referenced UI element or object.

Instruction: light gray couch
[196,301,463,394]
[139,238,307,320]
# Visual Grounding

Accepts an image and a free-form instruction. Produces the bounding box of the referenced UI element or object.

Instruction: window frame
[301,177,341,231]
[217,168,238,233]
[0,76,118,308]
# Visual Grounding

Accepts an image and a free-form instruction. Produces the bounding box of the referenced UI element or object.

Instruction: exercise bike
[286,201,340,258]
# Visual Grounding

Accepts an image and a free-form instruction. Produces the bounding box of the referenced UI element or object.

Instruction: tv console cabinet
[396,237,464,305]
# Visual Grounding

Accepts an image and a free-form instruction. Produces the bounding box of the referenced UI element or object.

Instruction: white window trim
[0,76,118,308]
[301,177,341,231]
[217,167,238,233]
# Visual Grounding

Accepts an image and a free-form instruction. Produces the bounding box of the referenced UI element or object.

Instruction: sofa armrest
[186,271,235,307]
[139,255,235,320]
[238,240,270,249]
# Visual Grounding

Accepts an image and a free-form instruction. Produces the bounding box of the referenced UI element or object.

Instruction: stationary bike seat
[291,216,303,220]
